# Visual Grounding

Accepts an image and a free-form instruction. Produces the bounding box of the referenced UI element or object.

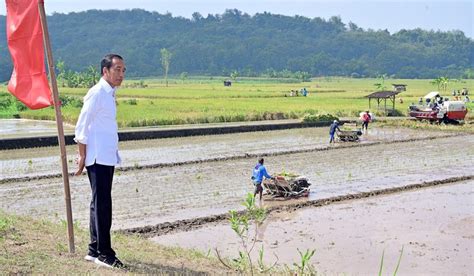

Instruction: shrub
[302,113,338,123]
[59,95,83,108]
[123,99,138,105]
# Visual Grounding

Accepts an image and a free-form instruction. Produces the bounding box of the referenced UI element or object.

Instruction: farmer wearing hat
[329,120,340,143]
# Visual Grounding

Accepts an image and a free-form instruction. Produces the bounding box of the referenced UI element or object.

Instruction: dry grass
[0,210,228,274]
[377,118,474,133]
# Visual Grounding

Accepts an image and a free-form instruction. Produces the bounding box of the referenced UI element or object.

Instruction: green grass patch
[1,77,473,126]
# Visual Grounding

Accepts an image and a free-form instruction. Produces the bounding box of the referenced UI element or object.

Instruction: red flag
[5,0,53,109]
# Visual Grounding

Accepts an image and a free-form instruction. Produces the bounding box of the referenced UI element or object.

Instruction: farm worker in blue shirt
[252,158,273,200]
[329,120,340,143]
[302,88,308,96]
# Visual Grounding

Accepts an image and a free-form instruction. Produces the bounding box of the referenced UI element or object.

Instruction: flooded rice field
[0,119,74,139]
[153,181,474,274]
[0,127,472,231]
[0,126,460,180]
[1,125,473,274]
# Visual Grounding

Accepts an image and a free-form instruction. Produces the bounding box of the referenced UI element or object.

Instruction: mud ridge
[119,175,473,238]
[0,134,462,184]
[0,120,333,150]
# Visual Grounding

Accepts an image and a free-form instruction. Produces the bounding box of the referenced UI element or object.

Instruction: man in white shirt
[74,54,125,269]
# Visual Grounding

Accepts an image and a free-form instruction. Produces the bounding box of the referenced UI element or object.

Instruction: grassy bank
[0,210,228,274]
[1,77,472,127]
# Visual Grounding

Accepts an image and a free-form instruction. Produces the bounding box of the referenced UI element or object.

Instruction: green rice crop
[1,77,472,127]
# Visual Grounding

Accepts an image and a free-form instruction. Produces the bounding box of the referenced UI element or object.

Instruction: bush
[123,99,138,105]
[302,113,338,123]
[15,101,27,111]
[59,95,83,108]
[0,94,13,109]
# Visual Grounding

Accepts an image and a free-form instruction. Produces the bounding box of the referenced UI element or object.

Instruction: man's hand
[75,155,85,176]
[75,142,86,176]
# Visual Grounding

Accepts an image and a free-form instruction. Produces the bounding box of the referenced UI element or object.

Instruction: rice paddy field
[1,126,473,274]
[1,76,473,274]
[1,77,473,127]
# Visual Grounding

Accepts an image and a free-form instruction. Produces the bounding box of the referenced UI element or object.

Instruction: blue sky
[1,0,472,38]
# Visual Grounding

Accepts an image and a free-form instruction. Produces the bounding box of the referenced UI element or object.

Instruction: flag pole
[37,0,75,253]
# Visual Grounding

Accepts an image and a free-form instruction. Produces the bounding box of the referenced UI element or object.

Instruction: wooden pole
[38,0,75,253]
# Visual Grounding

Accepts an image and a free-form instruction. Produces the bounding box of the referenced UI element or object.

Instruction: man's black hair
[258,158,264,164]
[100,54,123,75]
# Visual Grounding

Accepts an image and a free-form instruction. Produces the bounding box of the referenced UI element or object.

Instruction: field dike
[0,120,331,150]
[120,175,473,238]
[0,133,460,184]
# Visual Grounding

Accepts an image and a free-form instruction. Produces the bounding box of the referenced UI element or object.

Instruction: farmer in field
[252,158,273,201]
[74,54,126,269]
[361,110,371,133]
[329,120,340,143]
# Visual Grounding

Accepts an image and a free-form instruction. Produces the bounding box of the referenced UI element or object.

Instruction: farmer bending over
[329,120,340,143]
[252,158,273,200]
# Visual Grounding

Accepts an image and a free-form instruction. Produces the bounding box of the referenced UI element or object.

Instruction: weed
[0,216,13,240]
[378,246,404,276]
[293,248,316,275]
[55,242,67,253]
[216,193,272,275]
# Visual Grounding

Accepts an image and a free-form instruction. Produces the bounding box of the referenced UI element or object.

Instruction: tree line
[0,9,472,81]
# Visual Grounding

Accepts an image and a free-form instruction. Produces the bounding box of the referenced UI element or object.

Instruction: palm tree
[160,48,172,87]
[373,73,387,90]
[431,76,454,94]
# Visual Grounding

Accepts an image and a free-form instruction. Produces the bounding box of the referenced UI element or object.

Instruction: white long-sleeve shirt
[74,78,121,167]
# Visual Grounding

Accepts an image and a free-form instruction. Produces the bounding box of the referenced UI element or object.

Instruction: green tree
[160,48,172,87]
[56,60,66,87]
[180,71,188,83]
[430,76,452,93]
[373,73,387,90]
[1,10,472,80]
[83,65,99,88]
[230,70,239,81]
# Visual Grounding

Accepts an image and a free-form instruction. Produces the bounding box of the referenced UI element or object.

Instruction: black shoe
[84,252,99,262]
[94,255,125,269]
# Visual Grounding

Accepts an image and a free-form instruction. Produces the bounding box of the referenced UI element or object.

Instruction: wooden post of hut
[366,91,401,116]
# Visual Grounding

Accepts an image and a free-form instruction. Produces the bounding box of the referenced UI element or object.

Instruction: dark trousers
[362,121,369,130]
[86,163,115,257]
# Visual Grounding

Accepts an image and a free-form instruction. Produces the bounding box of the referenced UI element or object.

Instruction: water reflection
[0,119,74,138]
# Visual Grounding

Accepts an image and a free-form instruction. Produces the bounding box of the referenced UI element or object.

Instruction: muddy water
[152,181,474,275]
[0,127,458,180]
[0,134,472,230]
[0,119,74,138]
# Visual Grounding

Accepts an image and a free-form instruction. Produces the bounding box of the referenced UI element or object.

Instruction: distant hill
[0,9,473,80]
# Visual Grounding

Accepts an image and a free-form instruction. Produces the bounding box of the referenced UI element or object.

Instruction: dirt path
[0,131,472,231]
[152,181,474,275]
